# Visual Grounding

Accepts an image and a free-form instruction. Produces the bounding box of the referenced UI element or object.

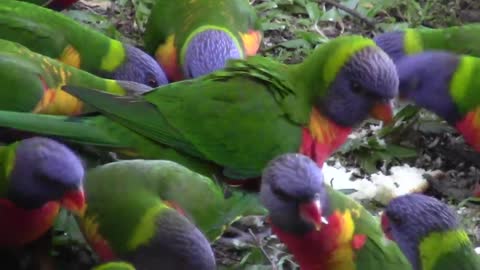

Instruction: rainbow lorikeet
[0,137,85,247]
[260,153,412,270]
[394,51,480,153]
[143,0,262,81]
[0,35,397,188]
[381,193,480,270]
[17,0,79,11]
[374,24,480,63]
[0,0,168,87]
[0,38,152,116]
[76,160,225,269]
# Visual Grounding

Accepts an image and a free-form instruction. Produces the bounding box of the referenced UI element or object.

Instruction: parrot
[0,38,152,116]
[76,160,224,269]
[143,0,262,81]
[394,51,480,153]
[16,0,79,11]
[0,137,85,247]
[259,153,413,270]
[0,35,398,188]
[381,193,480,270]
[0,0,168,87]
[374,23,480,63]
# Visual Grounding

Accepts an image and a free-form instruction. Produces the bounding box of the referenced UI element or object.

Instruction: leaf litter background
[41,0,480,269]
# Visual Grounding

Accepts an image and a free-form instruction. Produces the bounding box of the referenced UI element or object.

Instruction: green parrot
[0,35,398,187]
[77,160,248,269]
[374,23,480,62]
[16,0,79,11]
[0,38,152,116]
[143,0,262,81]
[0,0,168,87]
[259,153,413,270]
[381,193,480,270]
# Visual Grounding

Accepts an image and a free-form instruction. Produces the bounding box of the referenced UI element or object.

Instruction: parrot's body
[78,160,227,269]
[260,154,412,270]
[0,0,168,87]
[374,24,480,62]
[0,39,152,116]
[0,137,85,247]
[382,193,480,270]
[17,0,79,11]
[395,51,480,152]
[0,36,398,187]
[144,0,262,81]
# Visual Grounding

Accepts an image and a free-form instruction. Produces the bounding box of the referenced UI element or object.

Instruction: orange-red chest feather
[271,210,366,270]
[456,108,480,152]
[300,109,352,168]
[33,75,83,116]
[0,199,60,247]
[78,209,117,261]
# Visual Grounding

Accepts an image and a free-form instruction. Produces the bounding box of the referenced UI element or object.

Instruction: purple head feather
[374,31,407,62]
[111,44,169,87]
[318,47,398,127]
[7,137,84,209]
[383,193,459,270]
[183,29,242,79]
[260,153,330,234]
[395,51,461,124]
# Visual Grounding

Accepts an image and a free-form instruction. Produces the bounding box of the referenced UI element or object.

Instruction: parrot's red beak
[60,188,86,217]
[380,213,394,241]
[299,200,329,231]
[370,101,394,124]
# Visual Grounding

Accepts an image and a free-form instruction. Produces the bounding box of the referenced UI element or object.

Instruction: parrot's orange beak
[61,188,86,217]
[299,200,329,231]
[370,100,394,124]
[380,213,394,241]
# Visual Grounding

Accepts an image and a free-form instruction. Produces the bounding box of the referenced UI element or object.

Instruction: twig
[248,228,278,270]
[318,0,376,28]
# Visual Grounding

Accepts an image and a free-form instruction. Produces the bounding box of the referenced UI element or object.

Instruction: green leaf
[278,38,312,49]
[305,2,322,21]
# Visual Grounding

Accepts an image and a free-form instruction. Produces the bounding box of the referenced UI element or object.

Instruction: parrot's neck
[271,210,365,270]
[0,199,60,247]
[455,108,480,152]
[299,108,352,167]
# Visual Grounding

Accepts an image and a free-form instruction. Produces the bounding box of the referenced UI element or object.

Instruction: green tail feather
[0,110,121,147]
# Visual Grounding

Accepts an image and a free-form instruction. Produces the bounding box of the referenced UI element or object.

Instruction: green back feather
[0,0,126,73]
[143,0,259,54]
[419,229,480,270]
[448,54,480,114]
[0,141,19,198]
[403,24,480,57]
[327,186,413,269]
[82,160,264,247]
[92,261,136,270]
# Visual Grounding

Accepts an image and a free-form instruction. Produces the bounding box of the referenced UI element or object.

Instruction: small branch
[248,228,278,270]
[319,0,376,28]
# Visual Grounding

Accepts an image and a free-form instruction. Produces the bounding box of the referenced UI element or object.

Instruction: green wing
[63,63,303,178]
[432,246,480,270]
[0,0,124,73]
[327,187,413,269]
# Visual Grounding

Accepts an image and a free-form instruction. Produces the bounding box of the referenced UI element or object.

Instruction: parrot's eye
[147,78,158,88]
[387,213,403,225]
[351,82,366,95]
